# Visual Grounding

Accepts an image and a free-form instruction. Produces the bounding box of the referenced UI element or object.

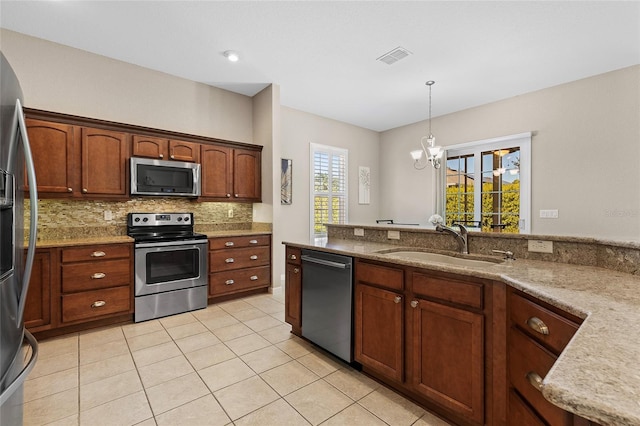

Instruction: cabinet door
[354,283,404,382]
[285,262,302,332]
[200,144,233,198]
[132,135,168,159]
[24,249,51,330]
[169,140,199,162]
[233,148,261,201]
[25,119,75,195]
[81,127,129,196]
[411,298,484,424]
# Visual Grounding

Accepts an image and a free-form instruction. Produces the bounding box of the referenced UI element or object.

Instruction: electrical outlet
[387,230,400,240]
[103,210,112,221]
[528,240,554,253]
[227,208,234,218]
[539,209,559,219]
[354,228,365,237]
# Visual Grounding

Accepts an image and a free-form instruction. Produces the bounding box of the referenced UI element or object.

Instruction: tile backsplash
[25,198,255,240]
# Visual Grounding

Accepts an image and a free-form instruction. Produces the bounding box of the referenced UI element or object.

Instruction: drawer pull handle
[225,242,234,247]
[225,279,234,285]
[410,300,419,308]
[91,300,106,308]
[289,254,297,260]
[250,255,258,260]
[249,240,258,244]
[225,258,235,263]
[250,275,258,281]
[526,317,550,335]
[91,272,106,279]
[91,251,106,257]
[526,371,544,391]
[293,267,300,274]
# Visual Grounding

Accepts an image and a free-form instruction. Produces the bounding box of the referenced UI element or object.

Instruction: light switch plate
[354,228,365,237]
[528,240,553,253]
[387,230,400,240]
[539,209,559,219]
[103,210,112,221]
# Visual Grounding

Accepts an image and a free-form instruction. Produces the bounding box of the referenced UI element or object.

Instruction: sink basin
[377,250,500,268]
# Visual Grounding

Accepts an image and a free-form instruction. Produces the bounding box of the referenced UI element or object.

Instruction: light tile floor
[24,292,452,426]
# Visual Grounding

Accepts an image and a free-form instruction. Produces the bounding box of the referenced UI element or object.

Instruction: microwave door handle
[14,100,39,326]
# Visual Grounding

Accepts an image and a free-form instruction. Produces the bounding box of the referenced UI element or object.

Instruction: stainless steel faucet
[435,223,469,254]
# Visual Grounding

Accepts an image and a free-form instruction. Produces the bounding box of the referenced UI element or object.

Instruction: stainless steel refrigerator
[0,52,39,425]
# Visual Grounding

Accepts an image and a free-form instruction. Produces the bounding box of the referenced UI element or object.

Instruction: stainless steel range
[127,213,208,322]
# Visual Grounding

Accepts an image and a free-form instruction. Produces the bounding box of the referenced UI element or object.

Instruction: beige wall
[0,29,253,143]
[279,107,381,276]
[380,65,640,242]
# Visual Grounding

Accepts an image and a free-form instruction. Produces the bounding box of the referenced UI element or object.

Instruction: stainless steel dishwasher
[301,249,354,363]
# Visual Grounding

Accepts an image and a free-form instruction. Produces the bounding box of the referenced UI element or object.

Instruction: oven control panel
[128,212,193,227]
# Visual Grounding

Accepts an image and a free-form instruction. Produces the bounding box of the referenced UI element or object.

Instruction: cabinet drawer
[510,292,579,354]
[509,328,572,426]
[285,246,301,265]
[62,244,130,263]
[62,259,131,293]
[355,260,404,291]
[209,247,270,271]
[209,235,270,250]
[508,389,547,426]
[412,273,483,310]
[209,266,270,295]
[62,286,131,323]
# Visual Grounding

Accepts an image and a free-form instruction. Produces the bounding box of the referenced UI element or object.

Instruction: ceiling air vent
[377,46,412,65]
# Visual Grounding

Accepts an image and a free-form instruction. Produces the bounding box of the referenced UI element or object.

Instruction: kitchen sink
[375,249,501,268]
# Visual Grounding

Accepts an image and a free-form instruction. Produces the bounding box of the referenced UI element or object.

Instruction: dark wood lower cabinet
[24,249,52,331]
[411,298,484,424]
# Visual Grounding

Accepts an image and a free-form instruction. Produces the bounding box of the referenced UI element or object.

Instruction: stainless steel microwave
[130,157,201,197]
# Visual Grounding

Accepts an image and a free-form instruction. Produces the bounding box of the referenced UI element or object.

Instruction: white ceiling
[1,1,639,132]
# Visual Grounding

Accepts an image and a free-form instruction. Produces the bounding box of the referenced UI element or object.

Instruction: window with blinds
[310,143,348,242]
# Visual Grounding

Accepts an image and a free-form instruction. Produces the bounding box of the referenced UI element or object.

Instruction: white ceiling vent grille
[377,46,412,65]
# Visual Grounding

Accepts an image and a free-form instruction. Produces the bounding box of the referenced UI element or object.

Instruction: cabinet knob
[82,188,88,193]
[234,194,239,198]
[170,155,175,160]
[226,193,231,198]
[289,254,297,260]
[91,272,106,279]
[250,255,258,260]
[526,317,549,335]
[225,258,235,263]
[225,279,234,285]
[159,154,164,159]
[293,268,300,274]
[91,300,106,308]
[249,240,258,244]
[250,275,258,281]
[90,251,106,257]
[67,187,73,193]
[225,242,234,247]
[526,371,544,391]
[394,296,402,304]
[410,300,419,308]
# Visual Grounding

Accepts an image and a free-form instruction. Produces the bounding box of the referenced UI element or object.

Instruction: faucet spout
[435,223,469,254]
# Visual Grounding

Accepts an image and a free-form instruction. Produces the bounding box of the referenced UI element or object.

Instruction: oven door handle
[135,239,208,249]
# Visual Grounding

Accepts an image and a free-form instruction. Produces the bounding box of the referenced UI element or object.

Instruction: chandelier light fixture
[411,80,444,169]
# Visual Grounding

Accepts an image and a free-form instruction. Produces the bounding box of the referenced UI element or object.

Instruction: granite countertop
[29,230,271,248]
[283,238,640,426]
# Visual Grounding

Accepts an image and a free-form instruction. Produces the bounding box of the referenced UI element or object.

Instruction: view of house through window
[310,144,348,242]
[444,133,530,234]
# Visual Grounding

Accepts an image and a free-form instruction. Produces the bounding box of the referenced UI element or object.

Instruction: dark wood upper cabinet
[169,140,199,163]
[81,127,128,196]
[201,145,261,202]
[132,135,199,163]
[25,119,75,196]
[233,148,261,200]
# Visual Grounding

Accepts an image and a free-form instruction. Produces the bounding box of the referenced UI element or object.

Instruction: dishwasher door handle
[301,255,350,269]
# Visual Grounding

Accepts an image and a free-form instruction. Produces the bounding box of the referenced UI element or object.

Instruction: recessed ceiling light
[224,50,240,62]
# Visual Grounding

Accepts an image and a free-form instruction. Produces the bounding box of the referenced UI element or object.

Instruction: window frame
[309,143,349,242]
[440,132,531,234]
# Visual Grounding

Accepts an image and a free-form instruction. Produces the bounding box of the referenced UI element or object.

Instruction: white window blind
[310,143,348,242]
